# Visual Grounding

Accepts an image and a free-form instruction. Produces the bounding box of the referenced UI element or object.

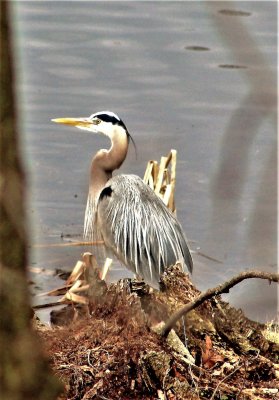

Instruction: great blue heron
[52,111,193,288]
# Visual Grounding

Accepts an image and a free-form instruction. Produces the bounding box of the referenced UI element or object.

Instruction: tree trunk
[0,2,62,398]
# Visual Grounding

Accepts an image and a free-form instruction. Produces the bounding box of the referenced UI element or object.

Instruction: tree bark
[0,2,62,399]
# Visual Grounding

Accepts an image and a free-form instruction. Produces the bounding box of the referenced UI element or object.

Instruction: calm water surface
[12,1,277,322]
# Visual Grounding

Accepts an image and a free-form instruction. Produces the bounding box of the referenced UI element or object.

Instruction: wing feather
[96,174,193,288]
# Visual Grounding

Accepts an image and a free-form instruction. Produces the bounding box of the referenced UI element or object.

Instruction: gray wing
[96,174,193,288]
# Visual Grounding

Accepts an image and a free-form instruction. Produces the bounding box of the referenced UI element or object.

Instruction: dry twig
[161,270,279,337]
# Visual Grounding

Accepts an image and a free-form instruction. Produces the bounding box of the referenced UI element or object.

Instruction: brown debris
[201,335,224,369]
[35,262,279,400]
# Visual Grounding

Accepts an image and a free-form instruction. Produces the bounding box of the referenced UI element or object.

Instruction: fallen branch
[161,270,279,337]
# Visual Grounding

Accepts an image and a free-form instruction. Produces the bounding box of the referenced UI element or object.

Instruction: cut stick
[63,291,89,305]
[163,184,172,207]
[152,160,159,184]
[68,284,90,294]
[66,261,85,285]
[155,156,168,195]
[68,279,83,293]
[169,150,177,212]
[143,151,176,213]
[143,160,159,190]
[101,258,113,281]
[143,161,153,184]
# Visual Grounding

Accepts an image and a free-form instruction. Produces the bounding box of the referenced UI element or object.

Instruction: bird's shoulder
[101,174,162,204]
[97,174,177,229]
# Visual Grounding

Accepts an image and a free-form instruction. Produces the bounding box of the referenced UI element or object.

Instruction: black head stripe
[95,113,127,131]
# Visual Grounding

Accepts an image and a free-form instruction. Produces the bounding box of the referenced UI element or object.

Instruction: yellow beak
[51,117,94,128]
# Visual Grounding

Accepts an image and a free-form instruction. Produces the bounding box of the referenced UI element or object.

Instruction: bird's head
[52,110,136,153]
[52,110,129,138]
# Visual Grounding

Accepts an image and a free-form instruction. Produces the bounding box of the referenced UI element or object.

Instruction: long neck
[84,127,128,239]
[89,129,129,200]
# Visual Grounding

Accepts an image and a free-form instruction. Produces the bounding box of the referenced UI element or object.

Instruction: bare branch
[161,270,278,337]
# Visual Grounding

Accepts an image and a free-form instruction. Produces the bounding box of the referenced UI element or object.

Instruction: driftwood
[36,257,279,400]
[161,270,279,337]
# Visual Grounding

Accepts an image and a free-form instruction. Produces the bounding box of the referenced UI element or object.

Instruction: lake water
[12,1,277,322]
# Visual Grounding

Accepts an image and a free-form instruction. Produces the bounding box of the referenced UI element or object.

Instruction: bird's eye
[92,118,101,125]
